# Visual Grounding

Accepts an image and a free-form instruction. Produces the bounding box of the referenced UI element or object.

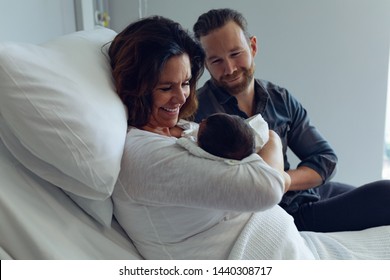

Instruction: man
[193,8,356,231]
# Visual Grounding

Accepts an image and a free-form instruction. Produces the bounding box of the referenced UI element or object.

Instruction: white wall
[108,0,140,31]
[109,0,390,186]
[0,0,76,43]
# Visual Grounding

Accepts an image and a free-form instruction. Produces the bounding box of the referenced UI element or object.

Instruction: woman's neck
[141,125,183,137]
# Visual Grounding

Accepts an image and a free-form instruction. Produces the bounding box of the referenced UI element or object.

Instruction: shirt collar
[209,79,269,114]
[208,80,236,105]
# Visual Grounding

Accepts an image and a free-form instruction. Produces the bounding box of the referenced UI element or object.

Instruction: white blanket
[2,133,390,260]
[229,206,390,260]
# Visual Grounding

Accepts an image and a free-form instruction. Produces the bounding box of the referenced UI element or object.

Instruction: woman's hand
[258,130,290,192]
[282,171,291,193]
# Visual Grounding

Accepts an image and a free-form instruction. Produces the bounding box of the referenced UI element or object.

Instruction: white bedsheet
[0,139,142,260]
[229,206,390,260]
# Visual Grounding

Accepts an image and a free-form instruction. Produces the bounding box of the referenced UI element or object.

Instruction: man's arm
[283,90,337,190]
[286,166,322,191]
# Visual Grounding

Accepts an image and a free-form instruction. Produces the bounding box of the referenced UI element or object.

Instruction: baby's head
[197,113,255,160]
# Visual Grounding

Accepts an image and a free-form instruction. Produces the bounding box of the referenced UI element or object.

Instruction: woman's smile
[160,106,180,114]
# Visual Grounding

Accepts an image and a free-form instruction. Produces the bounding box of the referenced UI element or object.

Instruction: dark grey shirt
[195,79,337,212]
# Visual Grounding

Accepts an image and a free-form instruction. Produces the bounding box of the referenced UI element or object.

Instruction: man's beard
[212,62,255,95]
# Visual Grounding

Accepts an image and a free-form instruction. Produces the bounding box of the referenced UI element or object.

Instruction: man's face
[200,21,257,95]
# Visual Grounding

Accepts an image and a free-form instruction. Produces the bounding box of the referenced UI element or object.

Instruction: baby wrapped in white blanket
[176,113,269,162]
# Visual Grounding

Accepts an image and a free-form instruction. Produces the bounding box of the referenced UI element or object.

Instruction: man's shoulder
[255,78,292,101]
[256,79,287,92]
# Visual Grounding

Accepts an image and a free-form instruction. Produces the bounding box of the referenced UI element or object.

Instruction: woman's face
[146,54,192,131]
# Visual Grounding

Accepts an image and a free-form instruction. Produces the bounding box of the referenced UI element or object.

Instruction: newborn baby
[197,113,256,160]
[177,113,269,161]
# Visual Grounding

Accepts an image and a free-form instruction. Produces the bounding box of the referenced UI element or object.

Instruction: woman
[109,16,289,260]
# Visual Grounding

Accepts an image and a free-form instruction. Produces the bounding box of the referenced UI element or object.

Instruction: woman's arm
[258,130,290,192]
[118,129,285,212]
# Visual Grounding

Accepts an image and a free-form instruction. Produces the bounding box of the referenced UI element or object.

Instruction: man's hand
[286,166,323,191]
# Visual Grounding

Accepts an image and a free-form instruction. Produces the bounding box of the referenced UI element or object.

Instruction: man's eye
[211,59,221,64]
[231,52,240,57]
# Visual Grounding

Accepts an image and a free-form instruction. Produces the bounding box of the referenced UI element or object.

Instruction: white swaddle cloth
[176,136,262,165]
[245,114,269,151]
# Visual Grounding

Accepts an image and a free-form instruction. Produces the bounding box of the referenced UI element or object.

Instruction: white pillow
[0,28,126,225]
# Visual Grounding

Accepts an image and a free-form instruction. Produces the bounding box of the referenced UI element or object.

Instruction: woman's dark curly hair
[108,16,205,127]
